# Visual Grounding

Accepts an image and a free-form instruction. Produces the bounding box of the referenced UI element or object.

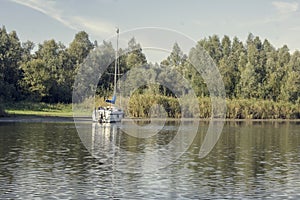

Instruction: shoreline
[0,115,75,123]
[1,114,300,123]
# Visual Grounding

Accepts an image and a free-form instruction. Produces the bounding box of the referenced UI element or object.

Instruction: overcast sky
[1,0,300,62]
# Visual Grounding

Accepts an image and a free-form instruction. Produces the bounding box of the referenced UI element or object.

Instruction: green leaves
[68,31,94,65]
[125,37,147,69]
[0,26,299,111]
[195,33,299,103]
[0,26,23,100]
[19,31,94,103]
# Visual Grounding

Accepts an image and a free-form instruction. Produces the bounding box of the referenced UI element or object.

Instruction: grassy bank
[2,102,73,117]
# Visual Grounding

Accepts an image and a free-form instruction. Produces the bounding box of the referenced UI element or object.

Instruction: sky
[1,0,300,62]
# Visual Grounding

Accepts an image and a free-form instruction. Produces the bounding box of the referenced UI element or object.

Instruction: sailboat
[92,28,124,123]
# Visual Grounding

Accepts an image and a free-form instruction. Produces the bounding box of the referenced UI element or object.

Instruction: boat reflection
[91,122,121,165]
[90,121,198,173]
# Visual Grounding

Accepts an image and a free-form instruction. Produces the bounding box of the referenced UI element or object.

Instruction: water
[0,121,299,199]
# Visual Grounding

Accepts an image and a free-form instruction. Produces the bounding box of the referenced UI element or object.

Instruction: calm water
[0,121,299,199]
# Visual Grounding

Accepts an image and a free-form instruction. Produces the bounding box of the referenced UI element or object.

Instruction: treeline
[117,34,300,119]
[0,26,94,103]
[0,26,147,103]
[1,25,300,118]
[161,34,300,103]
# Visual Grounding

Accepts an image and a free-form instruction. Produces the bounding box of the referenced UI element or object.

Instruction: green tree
[237,62,259,98]
[231,36,246,97]
[20,59,50,99]
[68,31,94,65]
[202,35,222,64]
[125,37,147,69]
[219,35,238,97]
[160,42,190,96]
[96,41,117,98]
[162,42,184,67]
[21,31,94,102]
[221,35,231,58]
[21,39,66,102]
[60,31,94,102]
[281,71,300,103]
[237,34,265,99]
[262,40,280,101]
[277,45,291,101]
[280,50,300,102]
[0,26,23,100]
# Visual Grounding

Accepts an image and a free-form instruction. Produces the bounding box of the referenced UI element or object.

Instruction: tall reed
[95,94,300,119]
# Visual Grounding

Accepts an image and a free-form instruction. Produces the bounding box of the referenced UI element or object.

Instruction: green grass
[2,101,73,117]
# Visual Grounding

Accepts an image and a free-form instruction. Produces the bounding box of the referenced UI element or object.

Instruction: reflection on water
[0,121,299,199]
[86,121,202,173]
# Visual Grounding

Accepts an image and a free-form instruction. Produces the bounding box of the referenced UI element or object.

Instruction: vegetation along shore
[0,26,299,119]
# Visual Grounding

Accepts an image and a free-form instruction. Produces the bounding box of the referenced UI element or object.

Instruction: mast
[113,28,119,96]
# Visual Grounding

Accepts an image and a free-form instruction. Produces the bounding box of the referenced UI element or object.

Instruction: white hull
[92,107,124,123]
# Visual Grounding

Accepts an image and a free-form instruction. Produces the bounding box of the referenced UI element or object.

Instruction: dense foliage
[0,25,299,118]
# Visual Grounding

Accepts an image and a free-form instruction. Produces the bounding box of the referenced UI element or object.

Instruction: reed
[121,95,300,119]
[226,99,300,119]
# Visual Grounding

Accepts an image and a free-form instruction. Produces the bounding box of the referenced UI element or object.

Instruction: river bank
[1,114,300,123]
[0,115,75,123]
[1,99,300,122]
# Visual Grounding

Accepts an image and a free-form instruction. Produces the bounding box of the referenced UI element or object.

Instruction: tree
[68,31,94,65]
[263,50,279,100]
[237,62,259,98]
[219,56,236,97]
[159,42,191,96]
[280,71,300,103]
[219,35,238,97]
[221,35,231,58]
[20,59,50,100]
[202,35,222,64]
[162,42,184,67]
[20,31,94,103]
[20,39,68,102]
[273,45,290,101]
[231,37,246,97]
[96,41,117,98]
[280,50,300,102]
[0,26,23,100]
[237,34,265,98]
[125,37,147,69]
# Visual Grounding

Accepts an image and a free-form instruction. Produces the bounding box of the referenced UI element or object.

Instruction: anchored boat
[92,28,124,123]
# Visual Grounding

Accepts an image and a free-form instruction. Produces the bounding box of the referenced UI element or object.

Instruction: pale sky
[1,0,300,62]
